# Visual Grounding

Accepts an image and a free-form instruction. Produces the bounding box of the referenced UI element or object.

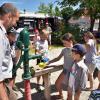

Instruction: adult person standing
[45,23,52,48]
[0,3,19,100]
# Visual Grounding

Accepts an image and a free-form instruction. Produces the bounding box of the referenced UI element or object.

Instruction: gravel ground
[15,47,99,100]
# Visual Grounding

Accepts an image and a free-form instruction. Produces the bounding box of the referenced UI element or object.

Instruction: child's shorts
[62,69,70,85]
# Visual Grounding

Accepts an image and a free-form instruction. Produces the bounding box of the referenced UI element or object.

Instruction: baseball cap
[72,44,86,56]
[16,28,24,33]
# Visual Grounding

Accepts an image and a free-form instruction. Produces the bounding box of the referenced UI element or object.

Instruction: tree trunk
[90,17,95,31]
[98,18,100,32]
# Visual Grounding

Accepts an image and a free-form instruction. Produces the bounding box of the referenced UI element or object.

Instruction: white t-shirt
[35,40,49,58]
[46,26,52,34]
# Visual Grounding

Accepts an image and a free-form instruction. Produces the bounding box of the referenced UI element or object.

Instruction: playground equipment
[14,28,42,100]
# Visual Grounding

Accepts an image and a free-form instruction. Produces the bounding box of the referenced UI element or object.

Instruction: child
[35,28,49,91]
[33,28,40,46]
[45,23,52,47]
[48,33,74,99]
[7,27,19,91]
[67,44,88,100]
[83,32,97,90]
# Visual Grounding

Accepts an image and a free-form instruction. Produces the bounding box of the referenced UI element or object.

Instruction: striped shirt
[89,89,100,100]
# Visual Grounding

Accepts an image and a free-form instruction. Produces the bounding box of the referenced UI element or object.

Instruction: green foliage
[37,2,61,17]
[48,3,55,16]
[55,6,61,16]
[52,21,82,45]
[61,7,74,22]
[63,24,82,43]
[38,3,49,14]
[51,31,63,45]
[58,0,80,7]
[58,0,100,31]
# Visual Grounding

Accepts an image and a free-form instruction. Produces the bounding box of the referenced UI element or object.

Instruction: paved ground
[15,47,99,100]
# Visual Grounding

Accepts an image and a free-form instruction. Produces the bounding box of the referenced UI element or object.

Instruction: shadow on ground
[16,81,67,100]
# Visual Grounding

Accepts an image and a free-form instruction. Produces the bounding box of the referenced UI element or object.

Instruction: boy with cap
[67,44,88,100]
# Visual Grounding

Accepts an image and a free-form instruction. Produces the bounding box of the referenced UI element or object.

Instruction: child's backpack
[88,89,100,100]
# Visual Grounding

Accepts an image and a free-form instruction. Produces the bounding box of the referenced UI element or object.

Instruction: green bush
[68,24,83,43]
[51,23,83,45]
[51,31,63,45]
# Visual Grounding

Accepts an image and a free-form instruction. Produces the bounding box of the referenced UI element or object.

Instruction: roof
[20,12,50,18]
[20,12,62,19]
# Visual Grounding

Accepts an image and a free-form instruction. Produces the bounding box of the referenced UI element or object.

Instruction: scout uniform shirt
[68,59,88,93]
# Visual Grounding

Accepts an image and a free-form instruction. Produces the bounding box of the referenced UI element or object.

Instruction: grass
[50,44,63,49]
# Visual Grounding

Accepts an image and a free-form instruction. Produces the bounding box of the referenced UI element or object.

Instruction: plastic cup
[39,62,46,68]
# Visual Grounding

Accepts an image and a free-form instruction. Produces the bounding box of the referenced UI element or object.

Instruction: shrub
[51,23,83,45]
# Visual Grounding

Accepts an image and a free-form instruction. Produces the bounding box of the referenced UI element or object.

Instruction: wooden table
[34,65,63,100]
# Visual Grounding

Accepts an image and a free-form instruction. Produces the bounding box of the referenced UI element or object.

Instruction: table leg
[43,73,51,100]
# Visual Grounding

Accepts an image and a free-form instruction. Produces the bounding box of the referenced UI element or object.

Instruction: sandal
[84,87,93,91]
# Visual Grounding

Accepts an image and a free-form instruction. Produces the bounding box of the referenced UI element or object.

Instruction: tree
[61,7,74,22]
[55,6,61,16]
[37,2,61,17]
[48,3,55,16]
[58,0,100,31]
[80,0,100,31]
[38,3,54,16]
[38,3,49,14]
